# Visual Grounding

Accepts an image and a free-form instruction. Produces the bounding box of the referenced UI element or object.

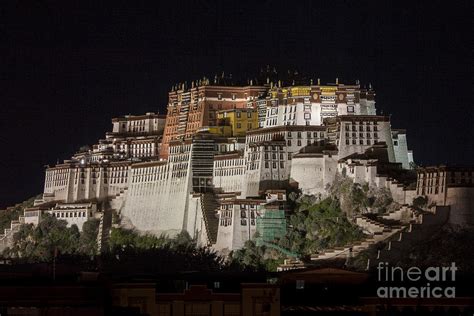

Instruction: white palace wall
[120,161,193,236]
[290,154,338,197]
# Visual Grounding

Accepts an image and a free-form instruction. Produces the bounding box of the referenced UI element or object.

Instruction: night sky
[1,1,472,208]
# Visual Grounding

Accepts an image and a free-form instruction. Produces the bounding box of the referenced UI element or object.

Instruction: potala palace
[2,76,473,263]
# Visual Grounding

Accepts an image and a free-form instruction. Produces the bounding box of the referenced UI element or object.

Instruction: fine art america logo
[377,262,457,298]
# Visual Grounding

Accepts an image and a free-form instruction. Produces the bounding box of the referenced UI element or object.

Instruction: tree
[79,218,100,256]
[4,214,80,262]
[279,197,365,256]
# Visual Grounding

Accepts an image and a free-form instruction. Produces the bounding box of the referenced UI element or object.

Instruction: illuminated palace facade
[7,75,471,256]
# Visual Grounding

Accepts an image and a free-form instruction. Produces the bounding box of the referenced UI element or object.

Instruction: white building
[290,144,339,197]
[243,140,290,198]
[213,151,245,194]
[416,166,474,226]
[22,203,97,231]
[263,83,377,128]
[214,198,265,253]
[47,203,97,231]
[326,115,396,163]
[392,129,414,169]
[111,112,166,135]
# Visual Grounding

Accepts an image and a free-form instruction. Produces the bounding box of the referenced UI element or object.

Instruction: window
[232,94,236,100]
[360,140,364,145]
[394,140,398,146]
[287,139,292,146]
[265,162,269,168]
[352,139,356,145]
[374,133,378,139]
[280,162,284,168]
[287,131,292,138]
[297,140,301,146]
[272,162,277,169]
[297,132,302,138]
[247,111,252,118]
[346,139,350,145]
[367,140,371,145]
[236,111,241,118]
[218,94,222,100]
[347,105,354,113]
[237,123,241,128]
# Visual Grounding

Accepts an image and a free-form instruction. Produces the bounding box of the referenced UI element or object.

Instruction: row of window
[264,161,285,169]
[52,211,90,218]
[345,139,373,145]
[214,159,244,168]
[214,168,244,177]
[345,132,379,139]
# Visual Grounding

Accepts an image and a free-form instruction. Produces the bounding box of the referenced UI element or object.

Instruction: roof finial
[336,77,339,85]
[317,78,321,85]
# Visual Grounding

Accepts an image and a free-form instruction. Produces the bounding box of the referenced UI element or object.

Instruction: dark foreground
[1,259,473,316]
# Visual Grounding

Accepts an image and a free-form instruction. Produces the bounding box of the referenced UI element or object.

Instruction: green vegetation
[229,195,367,271]
[3,214,98,261]
[229,240,284,272]
[278,197,365,256]
[329,174,395,215]
[0,195,40,232]
[3,221,228,273]
[109,228,195,252]
[104,228,227,274]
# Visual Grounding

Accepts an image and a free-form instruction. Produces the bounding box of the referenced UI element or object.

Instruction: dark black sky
[0,0,472,208]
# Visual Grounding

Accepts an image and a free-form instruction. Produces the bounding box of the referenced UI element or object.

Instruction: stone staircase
[109,188,128,213]
[0,216,25,252]
[96,208,113,253]
[310,213,408,262]
[380,204,417,223]
[200,192,220,245]
[368,206,450,268]
[97,188,128,253]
